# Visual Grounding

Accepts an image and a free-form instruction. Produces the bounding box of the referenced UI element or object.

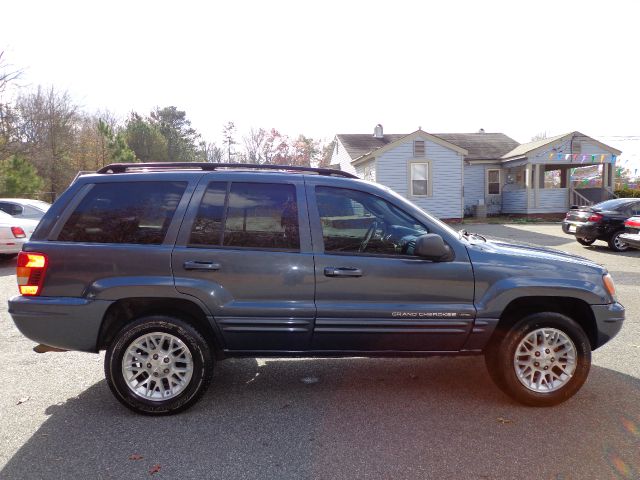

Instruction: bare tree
[531,131,548,142]
[199,141,224,163]
[15,86,78,200]
[0,51,22,96]
[243,127,266,164]
[221,121,237,162]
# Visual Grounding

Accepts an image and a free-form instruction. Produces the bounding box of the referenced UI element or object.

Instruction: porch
[501,162,616,214]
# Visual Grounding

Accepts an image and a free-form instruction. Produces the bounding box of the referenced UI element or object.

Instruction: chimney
[478,128,485,134]
[373,124,384,138]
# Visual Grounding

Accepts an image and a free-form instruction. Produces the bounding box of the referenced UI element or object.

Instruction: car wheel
[608,231,629,252]
[486,312,591,406]
[105,315,213,415]
[576,238,596,246]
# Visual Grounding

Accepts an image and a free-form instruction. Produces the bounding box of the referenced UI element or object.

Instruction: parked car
[8,163,624,414]
[562,198,640,251]
[0,210,39,259]
[620,216,640,250]
[0,198,50,221]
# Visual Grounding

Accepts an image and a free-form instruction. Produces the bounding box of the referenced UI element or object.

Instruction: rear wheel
[105,315,213,415]
[484,312,591,406]
[608,231,629,252]
[576,238,595,246]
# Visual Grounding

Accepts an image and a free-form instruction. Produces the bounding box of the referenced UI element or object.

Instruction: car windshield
[26,200,50,211]
[594,199,634,211]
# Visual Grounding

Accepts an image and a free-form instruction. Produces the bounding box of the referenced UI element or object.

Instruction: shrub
[615,189,640,198]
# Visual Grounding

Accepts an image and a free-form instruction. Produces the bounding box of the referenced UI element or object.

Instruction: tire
[485,312,591,407]
[576,238,595,246]
[105,315,213,415]
[608,230,629,252]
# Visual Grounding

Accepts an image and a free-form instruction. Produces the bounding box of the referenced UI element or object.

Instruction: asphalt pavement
[0,223,638,480]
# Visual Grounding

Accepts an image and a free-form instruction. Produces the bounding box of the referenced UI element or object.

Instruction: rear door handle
[324,267,363,278]
[183,260,221,271]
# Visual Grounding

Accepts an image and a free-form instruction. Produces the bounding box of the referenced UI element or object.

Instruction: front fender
[475,277,609,318]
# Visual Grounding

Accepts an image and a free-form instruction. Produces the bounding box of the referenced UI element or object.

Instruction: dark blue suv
[8,163,625,414]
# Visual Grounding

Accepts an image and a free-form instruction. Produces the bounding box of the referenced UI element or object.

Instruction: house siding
[354,158,375,180]
[463,163,502,215]
[529,188,568,213]
[330,138,357,175]
[376,137,463,219]
[502,190,528,213]
[529,139,615,165]
[464,164,486,213]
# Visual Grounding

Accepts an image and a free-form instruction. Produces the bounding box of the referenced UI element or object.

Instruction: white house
[330,125,622,220]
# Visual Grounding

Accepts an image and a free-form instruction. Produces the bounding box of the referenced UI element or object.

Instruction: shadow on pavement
[0,256,16,278]
[2,357,639,479]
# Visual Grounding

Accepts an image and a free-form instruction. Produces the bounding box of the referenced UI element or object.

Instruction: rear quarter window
[57,181,187,244]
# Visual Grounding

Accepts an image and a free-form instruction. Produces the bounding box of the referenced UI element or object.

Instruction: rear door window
[57,181,187,244]
[188,182,299,251]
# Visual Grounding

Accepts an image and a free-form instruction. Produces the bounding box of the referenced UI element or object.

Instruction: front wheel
[484,312,591,406]
[608,231,629,252]
[105,315,213,415]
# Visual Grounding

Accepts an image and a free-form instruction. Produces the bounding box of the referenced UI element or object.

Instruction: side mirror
[414,234,454,261]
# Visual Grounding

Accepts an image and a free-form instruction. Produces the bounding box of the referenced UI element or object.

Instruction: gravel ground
[0,223,638,480]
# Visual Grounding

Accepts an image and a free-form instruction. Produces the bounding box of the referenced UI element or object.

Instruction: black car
[562,198,640,251]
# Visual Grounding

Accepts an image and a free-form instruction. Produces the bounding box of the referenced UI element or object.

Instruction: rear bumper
[562,220,601,240]
[591,302,625,349]
[0,239,25,254]
[8,296,113,352]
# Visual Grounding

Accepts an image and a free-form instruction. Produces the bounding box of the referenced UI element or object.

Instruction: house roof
[500,132,571,159]
[336,132,519,161]
[433,133,519,160]
[336,134,408,160]
[501,131,623,159]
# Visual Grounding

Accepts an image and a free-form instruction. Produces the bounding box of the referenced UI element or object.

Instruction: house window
[487,169,501,195]
[414,140,425,157]
[410,162,430,196]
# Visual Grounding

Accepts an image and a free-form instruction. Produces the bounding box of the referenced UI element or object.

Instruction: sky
[2,0,639,170]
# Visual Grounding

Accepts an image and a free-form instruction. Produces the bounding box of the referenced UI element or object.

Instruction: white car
[0,198,50,220]
[0,210,39,258]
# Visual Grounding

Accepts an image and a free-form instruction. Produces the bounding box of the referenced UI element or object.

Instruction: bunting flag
[565,154,571,161]
[557,153,563,160]
[591,154,596,161]
[600,154,605,163]
[548,152,554,160]
[580,155,586,163]
[573,154,578,162]
[612,154,617,164]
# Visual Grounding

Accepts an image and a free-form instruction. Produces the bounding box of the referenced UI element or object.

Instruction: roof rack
[96,162,358,179]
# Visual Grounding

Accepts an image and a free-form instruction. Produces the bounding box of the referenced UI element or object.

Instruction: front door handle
[183,260,221,271]
[324,267,363,278]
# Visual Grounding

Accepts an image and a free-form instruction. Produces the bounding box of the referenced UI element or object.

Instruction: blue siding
[376,137,463,219]
[464,164,485,210]
[503,189,568,213]
[502,190,528,213]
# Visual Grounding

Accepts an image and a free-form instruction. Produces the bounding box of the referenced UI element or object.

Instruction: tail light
[587,213,603,223]
[16,252,48,296]
[11,226,26,238]
[625,218,640,228]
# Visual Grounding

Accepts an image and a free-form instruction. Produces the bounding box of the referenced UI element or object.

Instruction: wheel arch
[97,297,225,359]
[488,296,598,350]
